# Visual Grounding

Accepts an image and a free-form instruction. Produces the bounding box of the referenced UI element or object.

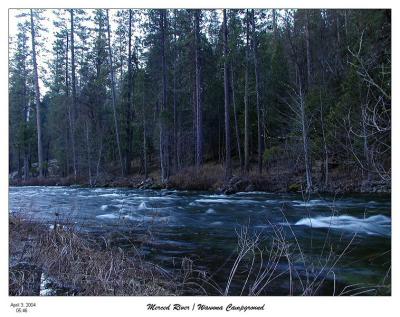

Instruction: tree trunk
[319,90,329,189]
[30,9,43,178]
[244,10,250,172]
[223,9,232,179]
[142,82,148,180]
[16,149,21,178]
[95,138,103,186]
[66,36,76,178]
[299,85,312,192]
[125,9,134,175]
[23,60,30,180]
[272,9,278,40]
[192,74,196,164]
[159,9,169,183]
[106,9,124,176]
[305,11,312,88]
[361,100,371,180]
[251,10,262,174]
[70,9,78,180]
[335,10,341,47]
[231,64,243,170]
[23,154,29,180]
[85,120,92,186]
[194,10,203,170]
[65,32,69,96]
[172,10,178,173]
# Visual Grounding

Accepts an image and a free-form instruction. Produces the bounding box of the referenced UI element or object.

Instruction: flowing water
[9,186,391,295]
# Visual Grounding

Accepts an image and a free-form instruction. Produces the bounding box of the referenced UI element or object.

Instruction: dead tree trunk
[319,90,329,189]
[299,85,313,192]
[285,68,313,192]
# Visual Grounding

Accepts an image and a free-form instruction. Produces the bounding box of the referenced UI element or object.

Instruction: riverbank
[9,163,391,195]
[9,215,188,296]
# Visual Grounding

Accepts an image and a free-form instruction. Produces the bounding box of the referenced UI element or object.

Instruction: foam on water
[235,191,267,195]
[98,193,121,197]
[205,208,216,214]
[199,194,228,198]
[294,214,391,237]
[194,199,233,204]
[195,198,256,204]
[100,205,108,211]
[292,199,327,207]
[96,213,119,219]
[292,199,388,209]
[146,196,176,200]
[123,196,175,201]
[138,201,149,210]
[93,188,114,193]
[77,194,98,199]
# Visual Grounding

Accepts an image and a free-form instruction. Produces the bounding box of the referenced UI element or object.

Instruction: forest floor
[9,214,190,296]
[9,162,390,194]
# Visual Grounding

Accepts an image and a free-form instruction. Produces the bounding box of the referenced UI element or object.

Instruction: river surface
[9,186,391,295]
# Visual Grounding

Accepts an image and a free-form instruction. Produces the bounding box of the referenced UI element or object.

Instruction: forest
[9,9,391,194]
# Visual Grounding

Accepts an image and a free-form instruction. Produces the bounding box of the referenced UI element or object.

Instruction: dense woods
[9,9,391,193]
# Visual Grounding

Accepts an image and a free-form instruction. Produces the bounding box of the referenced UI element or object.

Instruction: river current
[9,186,391,295]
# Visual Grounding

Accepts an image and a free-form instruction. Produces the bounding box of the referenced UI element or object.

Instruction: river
[9,186,391,295]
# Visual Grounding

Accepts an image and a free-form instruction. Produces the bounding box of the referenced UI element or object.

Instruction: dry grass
[168,164,225,191]
[10,175,81,187]
[9,215,190,296]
